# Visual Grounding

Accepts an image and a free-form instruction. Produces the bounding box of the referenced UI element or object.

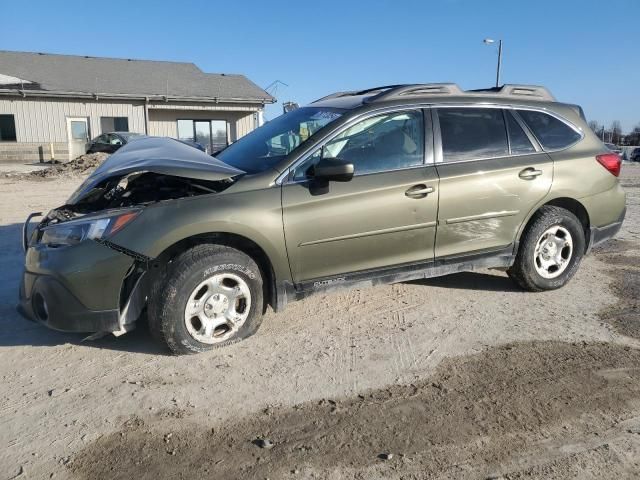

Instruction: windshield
[216,107,344,174]
[120,133,144,141]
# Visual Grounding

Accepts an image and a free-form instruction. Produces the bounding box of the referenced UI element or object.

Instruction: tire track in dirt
[70,341,640,479]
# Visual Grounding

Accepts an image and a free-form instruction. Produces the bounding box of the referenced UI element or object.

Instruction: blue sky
[2,0,639,131]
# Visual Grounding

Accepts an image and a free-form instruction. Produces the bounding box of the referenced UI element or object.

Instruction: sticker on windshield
[310,111,342,121]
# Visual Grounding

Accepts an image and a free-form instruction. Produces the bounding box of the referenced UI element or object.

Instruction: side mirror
[310,157,354,182]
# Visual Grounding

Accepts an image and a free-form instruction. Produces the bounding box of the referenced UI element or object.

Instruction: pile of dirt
[2,152,110,181]
[29,152,110,178]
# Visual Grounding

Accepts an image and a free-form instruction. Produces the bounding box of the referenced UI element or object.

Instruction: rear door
[434,107,553,259]
[282,109,439,282]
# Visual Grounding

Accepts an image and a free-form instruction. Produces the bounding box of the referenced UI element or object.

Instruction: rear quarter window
[517,110,582,150]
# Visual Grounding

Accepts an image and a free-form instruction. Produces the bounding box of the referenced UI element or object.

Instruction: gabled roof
[0,50,275,104]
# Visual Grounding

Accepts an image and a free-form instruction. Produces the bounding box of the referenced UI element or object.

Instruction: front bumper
[18,274,121,332]
[17,234,136,333]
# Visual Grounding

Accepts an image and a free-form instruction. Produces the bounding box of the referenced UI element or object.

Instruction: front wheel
[508,206,586,292]
[148,244,264,355]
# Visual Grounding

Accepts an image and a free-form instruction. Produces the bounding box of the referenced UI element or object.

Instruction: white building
[0,51,274,162]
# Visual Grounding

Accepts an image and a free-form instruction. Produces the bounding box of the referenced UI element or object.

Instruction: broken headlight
[40,209,140,247]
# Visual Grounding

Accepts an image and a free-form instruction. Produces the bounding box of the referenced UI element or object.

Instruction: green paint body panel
[282,166,439,282]
[111,174,292,281]
[434,153,553,258]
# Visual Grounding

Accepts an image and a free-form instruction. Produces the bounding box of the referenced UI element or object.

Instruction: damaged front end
[19,137,245,337]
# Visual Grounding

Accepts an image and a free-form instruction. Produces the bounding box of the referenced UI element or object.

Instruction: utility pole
[483,38,503,87]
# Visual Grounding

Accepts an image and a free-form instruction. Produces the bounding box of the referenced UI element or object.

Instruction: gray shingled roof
[0,50,274,103]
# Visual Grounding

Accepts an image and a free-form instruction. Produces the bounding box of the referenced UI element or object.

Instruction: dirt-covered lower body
[70,341,640,479]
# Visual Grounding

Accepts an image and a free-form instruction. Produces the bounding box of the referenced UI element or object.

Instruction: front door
[282,109,439,283]
[434,107,553,258]
[67,117,89,160]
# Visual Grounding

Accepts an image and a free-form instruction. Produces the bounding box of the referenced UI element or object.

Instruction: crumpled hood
[68,137,245,204]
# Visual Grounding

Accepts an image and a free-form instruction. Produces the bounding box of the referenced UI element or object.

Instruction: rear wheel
[508,206,586,292]
[148,244,264,355]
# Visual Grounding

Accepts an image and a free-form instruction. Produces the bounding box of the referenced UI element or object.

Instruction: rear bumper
[587,206,626,252]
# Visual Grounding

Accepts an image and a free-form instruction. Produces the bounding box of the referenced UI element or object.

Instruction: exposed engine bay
[40,172,235,227]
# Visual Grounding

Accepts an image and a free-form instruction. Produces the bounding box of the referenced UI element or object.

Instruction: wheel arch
[515,197,591,253]
[152,232,281,313]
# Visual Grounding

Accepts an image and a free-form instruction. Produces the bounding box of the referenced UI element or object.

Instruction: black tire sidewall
[519,209,585,290]
[154,247,263,354]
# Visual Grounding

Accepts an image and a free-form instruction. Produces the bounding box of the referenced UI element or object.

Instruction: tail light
[596,153,621,177]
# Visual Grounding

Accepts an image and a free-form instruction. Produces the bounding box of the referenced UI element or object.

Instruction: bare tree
[626,124,640,146]
[610,120,623,145]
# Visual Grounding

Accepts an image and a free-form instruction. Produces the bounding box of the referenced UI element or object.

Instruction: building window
[0,114,17,142]
[177,119,228,154]
[100,116,129,133]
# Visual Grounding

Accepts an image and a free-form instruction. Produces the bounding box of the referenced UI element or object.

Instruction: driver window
[293,110,424,181]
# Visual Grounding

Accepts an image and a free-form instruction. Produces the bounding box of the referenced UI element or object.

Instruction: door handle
[405,184,435,198]
[519,168,543,180]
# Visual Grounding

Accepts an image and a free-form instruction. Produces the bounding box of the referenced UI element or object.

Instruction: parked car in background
[631,147,640,162]
[605,143,622,155]
[20,83,626,355]
[86,132,144,154]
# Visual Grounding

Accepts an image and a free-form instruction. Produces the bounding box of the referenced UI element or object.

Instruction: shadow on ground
[408,270,520,292]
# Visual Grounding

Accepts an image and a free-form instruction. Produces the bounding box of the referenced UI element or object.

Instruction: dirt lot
[0,165,639,480]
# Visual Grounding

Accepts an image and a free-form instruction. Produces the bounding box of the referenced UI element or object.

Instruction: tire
[148,244,264,355]
[508,206,586,292]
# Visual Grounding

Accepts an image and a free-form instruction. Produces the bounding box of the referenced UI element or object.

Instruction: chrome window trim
[432,149,549,166]
[274,101,584,184]
[278,106,433,185]
[284,163,436,186]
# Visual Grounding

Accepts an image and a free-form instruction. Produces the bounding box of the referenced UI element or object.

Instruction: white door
[67,117,89,160]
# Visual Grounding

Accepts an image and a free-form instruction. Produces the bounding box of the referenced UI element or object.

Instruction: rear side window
[506,111,536,154]
[437,108,508,162]
[517,110,581,150]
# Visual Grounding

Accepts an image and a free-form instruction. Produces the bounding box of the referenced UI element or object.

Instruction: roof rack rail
[311,85,406,104]
[312,83,556,105]
[365,83,464,103]
[466,84,555,101]
[310,91,357,103]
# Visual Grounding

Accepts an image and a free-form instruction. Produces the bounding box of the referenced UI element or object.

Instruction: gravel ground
[0,165,638,479]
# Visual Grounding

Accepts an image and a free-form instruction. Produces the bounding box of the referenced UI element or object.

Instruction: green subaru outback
[19,84,626,354]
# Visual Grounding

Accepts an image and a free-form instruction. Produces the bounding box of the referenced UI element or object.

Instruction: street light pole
[483,38,503,87]
[496,39,502,87]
